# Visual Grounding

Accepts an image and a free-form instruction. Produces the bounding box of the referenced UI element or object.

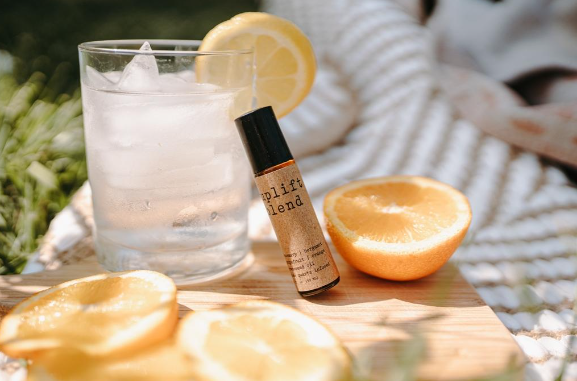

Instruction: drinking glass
[78,40,253,284]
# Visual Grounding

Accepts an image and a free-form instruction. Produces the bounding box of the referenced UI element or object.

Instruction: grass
[0,63,87,274]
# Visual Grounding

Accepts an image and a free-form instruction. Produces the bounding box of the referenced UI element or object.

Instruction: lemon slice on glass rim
[198,12,316,118]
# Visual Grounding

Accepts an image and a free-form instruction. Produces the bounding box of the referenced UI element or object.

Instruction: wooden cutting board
[0,242,524,380]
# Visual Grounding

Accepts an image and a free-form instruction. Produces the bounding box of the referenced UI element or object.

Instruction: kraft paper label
[254,163,339,292]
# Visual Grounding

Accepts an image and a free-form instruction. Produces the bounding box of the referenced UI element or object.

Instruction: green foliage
[0,66,86,274]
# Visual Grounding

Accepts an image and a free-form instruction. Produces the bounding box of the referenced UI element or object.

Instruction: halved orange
[324,176,472,281]
[0,271,178,359]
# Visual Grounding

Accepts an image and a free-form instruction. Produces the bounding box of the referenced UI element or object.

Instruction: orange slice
[0,271,178,359]
[177,300,350,381]
[324,176,472,281]
[198,12,316,118]
[27,339,195,381]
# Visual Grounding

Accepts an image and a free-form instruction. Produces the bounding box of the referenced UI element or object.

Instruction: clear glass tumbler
[78,40,254,284]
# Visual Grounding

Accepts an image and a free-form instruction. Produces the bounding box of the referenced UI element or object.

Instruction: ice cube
[95,144,215,176]
[117,42,161,92]
[190,82,221,92]
[92,144,218,190]
[97,90,236,149]
[157,72,221,93]
[103,71,122,83]
[159,73,189,93]
[176,70,196,82]
[86,66,115,89]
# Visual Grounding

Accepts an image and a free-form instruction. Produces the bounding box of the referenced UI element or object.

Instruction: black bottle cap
[235,106,294,175]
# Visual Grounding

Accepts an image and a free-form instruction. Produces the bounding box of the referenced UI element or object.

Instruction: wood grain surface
[0,242,524,380]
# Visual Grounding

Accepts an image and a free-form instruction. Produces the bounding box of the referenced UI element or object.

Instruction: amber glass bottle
[235,106,340,297]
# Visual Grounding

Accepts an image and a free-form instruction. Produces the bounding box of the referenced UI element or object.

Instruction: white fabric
[428,0,577,83]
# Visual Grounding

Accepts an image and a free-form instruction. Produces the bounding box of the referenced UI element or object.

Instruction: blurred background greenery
[0,0,257,274]
[2,0,258,90]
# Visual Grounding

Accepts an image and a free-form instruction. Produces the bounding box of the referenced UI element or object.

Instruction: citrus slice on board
[27,339,195,381]
[177,300,350,381]
[198,12,316,118]
[324,176,472,281]
[0,271,178,359]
